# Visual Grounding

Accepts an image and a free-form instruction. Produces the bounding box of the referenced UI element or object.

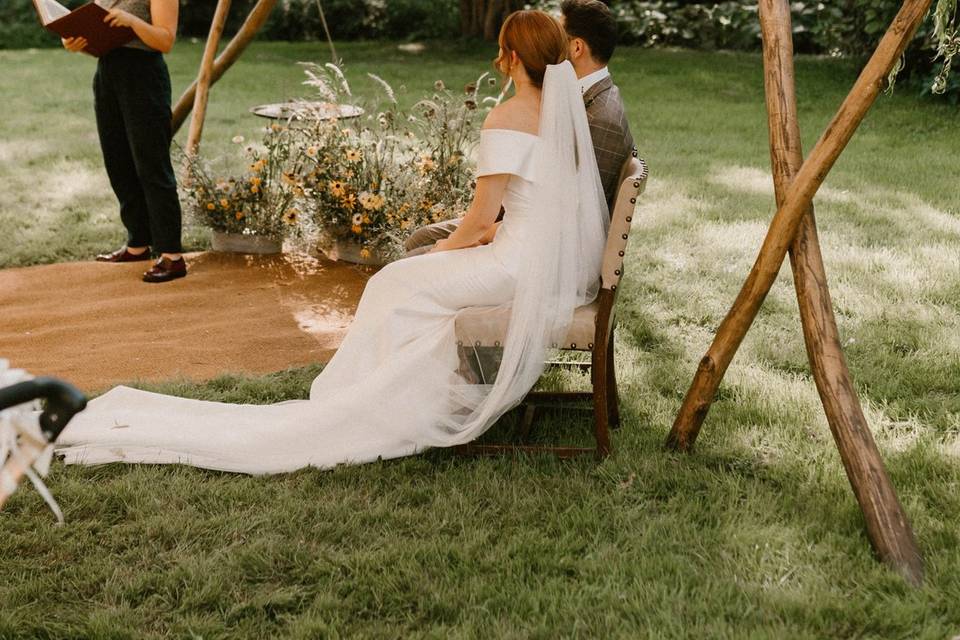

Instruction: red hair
[494,10,568,88]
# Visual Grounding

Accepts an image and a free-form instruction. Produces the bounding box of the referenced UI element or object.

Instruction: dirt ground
[0,252,373,393]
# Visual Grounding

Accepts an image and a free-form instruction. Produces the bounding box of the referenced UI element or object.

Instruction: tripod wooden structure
[173,0,935,586]
[666,0,932,586]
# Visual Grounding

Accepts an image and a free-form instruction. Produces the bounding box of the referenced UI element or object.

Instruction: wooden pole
[172,0,279,135]
[185,0,232,155]
[758,0,924,586]
[314,0,338,64]
[666,0,933,451]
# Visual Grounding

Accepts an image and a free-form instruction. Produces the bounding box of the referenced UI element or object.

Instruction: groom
[403,0,636,257]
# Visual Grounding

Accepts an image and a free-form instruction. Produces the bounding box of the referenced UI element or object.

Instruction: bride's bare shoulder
[482,98,538,135]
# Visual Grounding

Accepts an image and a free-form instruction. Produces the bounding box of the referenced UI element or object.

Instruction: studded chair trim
[601,156,648,292]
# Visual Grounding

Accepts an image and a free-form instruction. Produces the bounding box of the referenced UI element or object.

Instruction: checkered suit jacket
[583,76,635,210]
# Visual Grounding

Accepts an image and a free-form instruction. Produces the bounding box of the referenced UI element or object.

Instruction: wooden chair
[454,155,649,458]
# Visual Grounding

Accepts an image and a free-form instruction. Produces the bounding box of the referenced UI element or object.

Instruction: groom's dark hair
[560,0,617,64]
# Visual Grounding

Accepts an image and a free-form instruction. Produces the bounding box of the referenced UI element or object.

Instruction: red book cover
[32,1,136,57]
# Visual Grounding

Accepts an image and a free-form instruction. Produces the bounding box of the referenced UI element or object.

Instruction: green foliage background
[4,0,956,99]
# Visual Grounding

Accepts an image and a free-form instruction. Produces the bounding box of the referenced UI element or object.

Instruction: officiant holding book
[63,0,186,283]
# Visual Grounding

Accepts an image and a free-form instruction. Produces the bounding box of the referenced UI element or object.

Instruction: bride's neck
[511,78,540,100]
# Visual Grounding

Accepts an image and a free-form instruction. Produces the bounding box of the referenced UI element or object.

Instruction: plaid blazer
[583,76,635,210]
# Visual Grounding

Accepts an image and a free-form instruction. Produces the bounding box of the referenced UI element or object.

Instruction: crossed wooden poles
[170,0,930,585]
[172,0,279,154]
[666,0,931,585]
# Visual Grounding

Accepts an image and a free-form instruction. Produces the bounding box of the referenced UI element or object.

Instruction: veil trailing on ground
[437,60,609,444]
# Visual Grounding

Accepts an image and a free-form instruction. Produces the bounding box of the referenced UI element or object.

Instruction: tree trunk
[460,0,523,39]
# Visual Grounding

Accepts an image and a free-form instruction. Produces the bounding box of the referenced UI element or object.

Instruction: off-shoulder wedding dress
[56,62,609,474]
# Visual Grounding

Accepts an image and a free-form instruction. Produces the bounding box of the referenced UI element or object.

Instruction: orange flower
[351,224,363,235]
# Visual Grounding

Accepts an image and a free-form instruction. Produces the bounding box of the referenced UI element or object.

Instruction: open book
[31,0,136,57]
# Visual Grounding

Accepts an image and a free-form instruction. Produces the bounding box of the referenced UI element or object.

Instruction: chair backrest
[601,156,648,292]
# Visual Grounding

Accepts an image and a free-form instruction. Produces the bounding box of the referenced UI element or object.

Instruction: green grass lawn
[1,40,960,638]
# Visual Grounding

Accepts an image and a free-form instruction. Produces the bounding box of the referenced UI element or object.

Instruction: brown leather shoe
[96,247,152,263]
[143,256,187,283]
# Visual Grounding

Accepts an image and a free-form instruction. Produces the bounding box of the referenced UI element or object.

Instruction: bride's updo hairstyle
[494,10,568,88]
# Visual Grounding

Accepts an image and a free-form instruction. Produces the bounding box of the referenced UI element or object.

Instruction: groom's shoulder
[585,77,627,114]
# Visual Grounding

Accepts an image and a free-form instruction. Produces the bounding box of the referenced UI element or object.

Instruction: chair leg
[606,333,620,429]
[514,403,538,443]
[592,343,612,458]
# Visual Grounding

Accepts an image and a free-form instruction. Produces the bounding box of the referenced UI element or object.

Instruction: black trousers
[93,48,182,253]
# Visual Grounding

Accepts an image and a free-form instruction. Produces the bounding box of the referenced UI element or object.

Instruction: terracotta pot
[211,230,283,255]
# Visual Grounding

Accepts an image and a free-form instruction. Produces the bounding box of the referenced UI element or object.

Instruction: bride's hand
[431,239,452,253]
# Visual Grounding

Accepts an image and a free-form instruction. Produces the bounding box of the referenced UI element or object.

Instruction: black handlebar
[0,377,87,442]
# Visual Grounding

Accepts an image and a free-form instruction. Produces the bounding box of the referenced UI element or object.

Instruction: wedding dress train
[56,62,609,474]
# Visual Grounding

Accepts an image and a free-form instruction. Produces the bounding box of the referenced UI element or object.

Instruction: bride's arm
[431,174,509,252]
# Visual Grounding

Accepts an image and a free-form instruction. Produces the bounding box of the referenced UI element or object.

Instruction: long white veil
[437,60,610,444]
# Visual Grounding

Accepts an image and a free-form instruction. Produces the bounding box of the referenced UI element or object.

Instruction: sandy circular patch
[0,252,373,393]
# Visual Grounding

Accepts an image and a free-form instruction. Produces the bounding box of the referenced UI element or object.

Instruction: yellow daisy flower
[345,148,362,162]
[206,202,216,211]
[359,248,371,259]
[329,180,346,197]
[283,209,299,225]
[219,198,229,208]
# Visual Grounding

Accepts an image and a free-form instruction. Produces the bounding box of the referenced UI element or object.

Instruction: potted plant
[181,125,306,254]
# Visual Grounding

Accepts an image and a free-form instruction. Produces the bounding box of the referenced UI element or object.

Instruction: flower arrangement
[298,64,498,261]
[180,61,501,262]
[181,124,307,242]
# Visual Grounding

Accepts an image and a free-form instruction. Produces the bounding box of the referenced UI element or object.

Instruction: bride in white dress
[56,10,610,475]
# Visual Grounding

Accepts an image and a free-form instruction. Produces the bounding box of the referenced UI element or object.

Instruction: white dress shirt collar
[579,66,611,94]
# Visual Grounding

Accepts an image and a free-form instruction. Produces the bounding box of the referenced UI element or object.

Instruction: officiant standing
[62,0,186,283]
